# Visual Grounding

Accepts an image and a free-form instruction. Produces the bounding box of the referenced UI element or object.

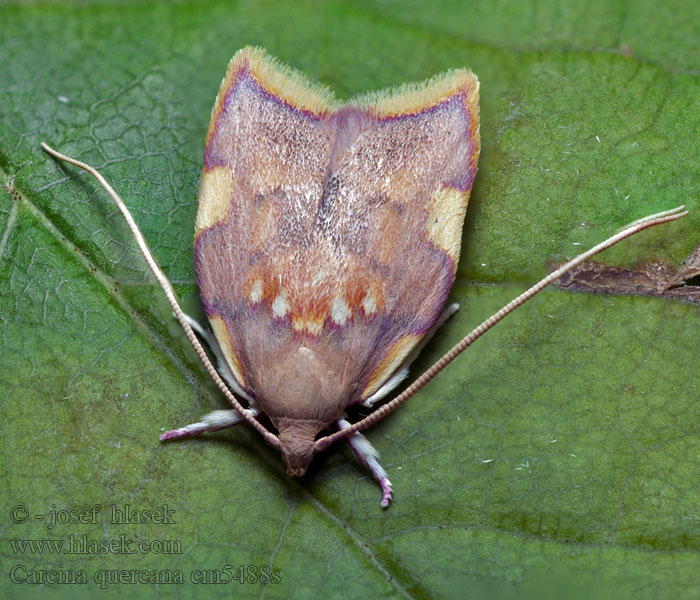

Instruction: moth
[42,47,687,507]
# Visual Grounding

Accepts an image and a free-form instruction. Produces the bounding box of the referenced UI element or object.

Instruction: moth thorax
[275,418,323,477]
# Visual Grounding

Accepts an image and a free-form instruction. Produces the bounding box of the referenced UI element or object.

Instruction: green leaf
[1,1,698,599]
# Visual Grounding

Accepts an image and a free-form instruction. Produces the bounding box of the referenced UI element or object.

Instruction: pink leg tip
[380,478,393,508]
[160,428,188,441]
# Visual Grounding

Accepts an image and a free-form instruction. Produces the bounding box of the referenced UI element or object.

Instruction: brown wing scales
[194,47,480,429]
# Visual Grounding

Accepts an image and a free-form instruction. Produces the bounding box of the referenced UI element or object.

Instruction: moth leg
[361,368,410,408]
[337,418,393,507]
[160,408,260,441]
[361,302,459,408]
[181,313,215,347]
[181,314,254,405]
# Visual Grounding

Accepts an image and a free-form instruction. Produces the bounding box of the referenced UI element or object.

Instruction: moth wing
[195,48,480,423]
[194,47,336,391]
[330,73,480,399]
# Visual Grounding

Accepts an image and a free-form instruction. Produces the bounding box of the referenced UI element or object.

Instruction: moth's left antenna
[41,143,280,449]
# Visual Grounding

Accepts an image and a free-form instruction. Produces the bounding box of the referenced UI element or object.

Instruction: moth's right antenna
[316,205,689,450]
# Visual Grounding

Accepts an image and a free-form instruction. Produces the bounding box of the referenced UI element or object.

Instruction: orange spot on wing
[209,315,246,388]
[195,166,235,236]
[361,334,422,399]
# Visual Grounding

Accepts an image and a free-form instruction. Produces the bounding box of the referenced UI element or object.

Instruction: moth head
[275,418,323,477]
